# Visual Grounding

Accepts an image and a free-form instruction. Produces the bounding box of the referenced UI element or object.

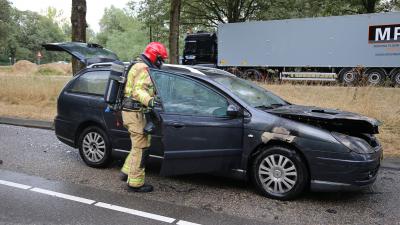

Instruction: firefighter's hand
[148,96,161,108]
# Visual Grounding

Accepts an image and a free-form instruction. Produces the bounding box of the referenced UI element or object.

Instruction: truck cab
[182,32,217,66]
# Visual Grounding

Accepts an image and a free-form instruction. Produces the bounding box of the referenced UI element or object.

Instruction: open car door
[42,42,119,66]
[149,69,244,176]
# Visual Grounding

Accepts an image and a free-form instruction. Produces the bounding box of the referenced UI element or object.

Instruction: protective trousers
[121,110,150,188]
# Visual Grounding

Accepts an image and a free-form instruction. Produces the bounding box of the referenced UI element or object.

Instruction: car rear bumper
[54,116,76,148]
[309,147,382,192]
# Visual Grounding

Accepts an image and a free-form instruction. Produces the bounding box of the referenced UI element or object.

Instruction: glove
[148,96,161,108]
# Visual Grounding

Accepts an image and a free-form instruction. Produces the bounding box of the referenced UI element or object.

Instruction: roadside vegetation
[0,71,398,157]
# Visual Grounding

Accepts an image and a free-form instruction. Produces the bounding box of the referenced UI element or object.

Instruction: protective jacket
[124,56,155,108]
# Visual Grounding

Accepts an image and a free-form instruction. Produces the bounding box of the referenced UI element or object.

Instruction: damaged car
[45,42,383,200]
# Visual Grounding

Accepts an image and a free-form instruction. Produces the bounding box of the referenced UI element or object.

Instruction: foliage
[0,2,70,64]
[96,6,148,61]
[128,0,170,44]
[0,0,12,45]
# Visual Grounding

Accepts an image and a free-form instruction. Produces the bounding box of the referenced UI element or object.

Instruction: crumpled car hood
[265,105,381,134]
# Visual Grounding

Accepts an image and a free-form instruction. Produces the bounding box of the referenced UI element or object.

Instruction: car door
[59,70,110,135]
[150,69,244,176]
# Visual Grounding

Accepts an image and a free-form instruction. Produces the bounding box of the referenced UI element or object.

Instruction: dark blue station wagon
[44,42,383,200]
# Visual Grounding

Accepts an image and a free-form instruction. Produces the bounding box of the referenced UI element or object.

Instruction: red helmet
[143,42,168,64]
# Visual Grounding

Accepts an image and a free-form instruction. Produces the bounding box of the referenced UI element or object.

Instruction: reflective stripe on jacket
[124,60,155,107]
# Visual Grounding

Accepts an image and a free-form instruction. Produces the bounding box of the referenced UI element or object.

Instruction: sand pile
[8,61,73,76]
[11,60,38,74]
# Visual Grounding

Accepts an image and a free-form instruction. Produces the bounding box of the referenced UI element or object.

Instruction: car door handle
[171,122,185,128]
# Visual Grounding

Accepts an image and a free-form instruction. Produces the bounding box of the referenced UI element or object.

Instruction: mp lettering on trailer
[369,24,400,43]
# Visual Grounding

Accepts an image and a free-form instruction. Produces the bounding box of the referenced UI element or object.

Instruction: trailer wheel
[244,69,262,81]
[339,68,359,86]
[391,69,400,87]
[365,68,386,85]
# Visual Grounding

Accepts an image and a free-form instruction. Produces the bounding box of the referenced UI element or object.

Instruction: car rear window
[69,71,110,95]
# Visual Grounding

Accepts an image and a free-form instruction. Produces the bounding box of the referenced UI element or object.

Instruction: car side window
[69,71,109,95]
[151,71,229,117]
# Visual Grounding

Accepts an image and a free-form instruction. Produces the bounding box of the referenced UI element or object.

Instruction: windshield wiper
[255,103,285,109]
[255,105,273,109]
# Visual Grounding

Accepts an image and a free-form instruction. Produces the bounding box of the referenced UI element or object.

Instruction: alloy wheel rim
[82,132,106,163]
[258,154,297,194]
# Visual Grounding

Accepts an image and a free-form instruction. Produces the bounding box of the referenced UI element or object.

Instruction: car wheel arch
[74,121,109,147]
[247,140,311,183]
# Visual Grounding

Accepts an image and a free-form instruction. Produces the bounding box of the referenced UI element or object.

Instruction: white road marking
[0,179,202,225]
[0,179,31,189]
[177,220,202,225]
[95,202,176,223]
[30,188,95,205]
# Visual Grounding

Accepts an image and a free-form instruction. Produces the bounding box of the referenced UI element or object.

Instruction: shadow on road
[109,157,383,203]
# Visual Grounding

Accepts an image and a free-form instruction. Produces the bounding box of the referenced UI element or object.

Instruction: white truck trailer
[183,12,400,86]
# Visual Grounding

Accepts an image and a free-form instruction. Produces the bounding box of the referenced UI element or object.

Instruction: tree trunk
[71,0,87,75]
[169,0,181,64]
[363,0,378,13]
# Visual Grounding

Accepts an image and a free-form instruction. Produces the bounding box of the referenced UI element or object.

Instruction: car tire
[252,145,308,200]
[78,126,111,168]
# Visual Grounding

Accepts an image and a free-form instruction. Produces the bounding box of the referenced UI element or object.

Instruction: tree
[11,10,66,63]
[96,6,148,61]
[128,0,170,44]
[182,0,272,26]
[169,0,181,64]
[71,0,87,74]
[0,0,12,51]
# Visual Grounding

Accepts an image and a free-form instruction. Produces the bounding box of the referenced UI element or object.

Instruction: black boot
[119,172,128,182]
[127,184,154,193]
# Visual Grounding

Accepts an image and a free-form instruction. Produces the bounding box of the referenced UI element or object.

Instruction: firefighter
[120,42,168,192]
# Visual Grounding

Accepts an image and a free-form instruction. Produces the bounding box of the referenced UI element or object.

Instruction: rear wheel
[78,126,111,168]
[252,146,308,200]
[365,68,386,85]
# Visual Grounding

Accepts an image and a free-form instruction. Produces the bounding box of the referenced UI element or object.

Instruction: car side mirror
[227,105,241,117]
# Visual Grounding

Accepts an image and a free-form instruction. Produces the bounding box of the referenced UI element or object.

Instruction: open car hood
[265,105,381,134]
[42,42,119,66]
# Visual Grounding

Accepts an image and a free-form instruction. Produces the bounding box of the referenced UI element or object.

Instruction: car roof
[86,62,235,81]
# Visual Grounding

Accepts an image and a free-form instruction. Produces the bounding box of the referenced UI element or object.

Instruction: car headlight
[331,132,374,154]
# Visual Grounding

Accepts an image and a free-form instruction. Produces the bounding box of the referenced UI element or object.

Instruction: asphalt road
[1,124,400,225]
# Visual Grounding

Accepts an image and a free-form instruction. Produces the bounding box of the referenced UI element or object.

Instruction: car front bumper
[309,146,382,192]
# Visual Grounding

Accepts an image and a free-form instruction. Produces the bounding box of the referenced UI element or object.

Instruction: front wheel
[78,126,111,168]
[252,146,309,200]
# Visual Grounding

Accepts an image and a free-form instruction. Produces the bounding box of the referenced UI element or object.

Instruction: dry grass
[0,75,69,120]
[0,74,398,157]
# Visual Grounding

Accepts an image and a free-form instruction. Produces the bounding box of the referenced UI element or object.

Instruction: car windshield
[212,76,288,108]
